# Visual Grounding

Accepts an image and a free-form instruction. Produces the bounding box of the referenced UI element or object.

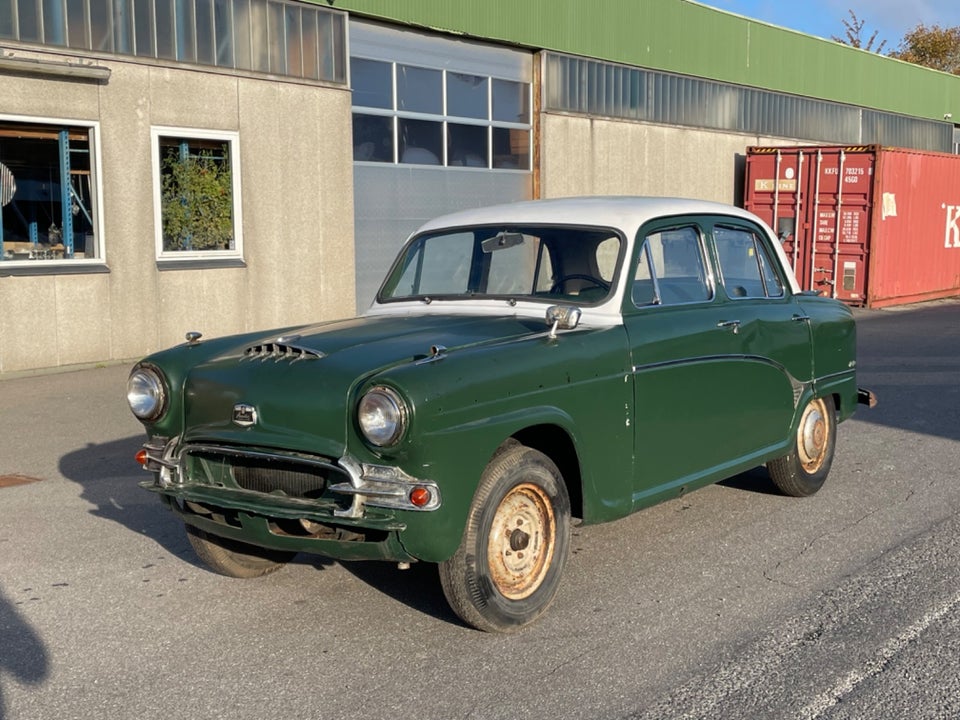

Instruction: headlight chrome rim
[127,365,168,421]
[357,385,408,447]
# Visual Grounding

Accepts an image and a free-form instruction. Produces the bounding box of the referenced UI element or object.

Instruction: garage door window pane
[399,119,442,165]
[353,114,393,162]
[397,65,441,114]
[448,123,487,167]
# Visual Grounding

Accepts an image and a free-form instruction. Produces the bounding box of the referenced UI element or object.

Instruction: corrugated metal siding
[323,0,960,123]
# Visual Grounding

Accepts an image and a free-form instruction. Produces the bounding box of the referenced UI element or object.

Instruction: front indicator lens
[357,386,407,447]
[127,366,167,421]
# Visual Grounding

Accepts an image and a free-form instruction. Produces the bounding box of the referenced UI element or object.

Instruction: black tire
[767,395,836,497]
[185,524,295,578]
[439,444,571,633]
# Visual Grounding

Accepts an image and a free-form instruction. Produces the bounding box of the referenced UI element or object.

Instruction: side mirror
[545,305,581,339]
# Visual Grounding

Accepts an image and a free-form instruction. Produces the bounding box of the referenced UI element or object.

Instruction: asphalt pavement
[1,299,959,720]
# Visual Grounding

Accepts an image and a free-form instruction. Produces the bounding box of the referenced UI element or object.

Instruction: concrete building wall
[0,49,355,375]
[540,112,792,205]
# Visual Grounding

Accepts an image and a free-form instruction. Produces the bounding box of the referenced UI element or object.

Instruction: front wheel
[186,525,296,578]
[439,444,571,633]
[767,395,836,497]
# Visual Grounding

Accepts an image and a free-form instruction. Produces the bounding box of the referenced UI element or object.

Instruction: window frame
[350,55,532,171]
[0,113,107,271]
[150,126,243,263]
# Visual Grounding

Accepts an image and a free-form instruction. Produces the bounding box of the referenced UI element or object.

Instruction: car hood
[179,312,547,455]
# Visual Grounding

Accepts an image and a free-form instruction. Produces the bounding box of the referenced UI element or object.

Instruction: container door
[745,146,874,305]
[805,148,873,304]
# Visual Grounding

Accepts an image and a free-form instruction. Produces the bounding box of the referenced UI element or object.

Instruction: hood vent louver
[242,336,325,363]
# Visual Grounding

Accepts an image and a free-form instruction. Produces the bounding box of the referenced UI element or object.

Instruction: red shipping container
[744,145,960,308]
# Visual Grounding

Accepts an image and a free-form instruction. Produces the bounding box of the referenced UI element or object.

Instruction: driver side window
[633,226,712,307]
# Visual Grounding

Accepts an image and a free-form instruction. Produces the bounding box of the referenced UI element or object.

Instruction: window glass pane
[390,233,473,296]
[232,0,252,70]
[353,114,393,162]
[757,241,784,297]
[67,0,89,48]
[134,0,155,56]
[157,135,237,253]
[398,118,442,165]
[267,0,284,74]
[714,226,766,298]
[397,65,441,114]
[196,0,215,65]
[0,121,99,261]
[447,73,488,119]
[19,0,41,42]
[351,58,392,109]
[0,1,15,39]
[214,0,234,67]
[300,8,320,80]
[89,0,113,50]
[249,0,268,71]
[284,5,301,77]
[325,11,345,83]
[42,0,66,45]
[486,233,547,295]
[156,0,176,59]
[175,0,196,62]
[447,123,487,167]
[493,79,530,123]
[492,127,528,169]
[642,227,711,304]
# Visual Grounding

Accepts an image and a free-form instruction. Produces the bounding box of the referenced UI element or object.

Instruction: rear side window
[714,226,784,299]
[632,226,712,306]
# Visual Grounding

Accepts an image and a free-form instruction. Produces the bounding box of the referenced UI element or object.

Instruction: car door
[624,218,752,504]
[708,220,814,450]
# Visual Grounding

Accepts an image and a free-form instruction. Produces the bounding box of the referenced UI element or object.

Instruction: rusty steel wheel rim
[798,398,829,473]
[487,482,556,601]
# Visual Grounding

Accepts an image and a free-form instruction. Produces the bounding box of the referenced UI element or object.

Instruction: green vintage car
[128,196,873,632]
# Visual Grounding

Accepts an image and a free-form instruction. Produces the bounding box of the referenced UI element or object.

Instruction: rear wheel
[186,525,295,578]
[767,395,836,497]
[439,444,571,633]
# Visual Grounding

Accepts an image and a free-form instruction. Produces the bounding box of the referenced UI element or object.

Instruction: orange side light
[135,449,148,466]
[409,487,431,508]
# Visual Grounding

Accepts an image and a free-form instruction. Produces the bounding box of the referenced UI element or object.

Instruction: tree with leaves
[890,23,960,75]
[832,10,886,52]
[160,146,234,252]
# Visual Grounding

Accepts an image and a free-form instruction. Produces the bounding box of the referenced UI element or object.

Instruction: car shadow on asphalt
[302,555,465,628]
[718,466,783,495]
[57,435,204,569]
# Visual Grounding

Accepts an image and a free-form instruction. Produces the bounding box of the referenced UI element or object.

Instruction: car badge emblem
[232,403,258,427]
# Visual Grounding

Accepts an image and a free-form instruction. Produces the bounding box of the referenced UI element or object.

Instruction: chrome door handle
[717,320,741,334]
[792,314,811,322]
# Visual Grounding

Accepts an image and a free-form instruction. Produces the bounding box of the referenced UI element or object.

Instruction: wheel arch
[507,424,584,521]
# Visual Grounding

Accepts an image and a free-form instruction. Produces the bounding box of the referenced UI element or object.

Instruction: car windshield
[379,225,623,304]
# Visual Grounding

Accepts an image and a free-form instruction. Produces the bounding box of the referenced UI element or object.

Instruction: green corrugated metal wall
[324,0,960,122]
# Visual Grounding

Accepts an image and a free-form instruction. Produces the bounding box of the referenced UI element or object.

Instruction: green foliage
[160,146,234,251]
[890,23,960,74]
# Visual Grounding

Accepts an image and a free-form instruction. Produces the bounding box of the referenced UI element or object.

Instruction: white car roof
[413,196,768,239]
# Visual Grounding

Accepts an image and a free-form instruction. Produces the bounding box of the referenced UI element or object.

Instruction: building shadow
[0,588,50,720]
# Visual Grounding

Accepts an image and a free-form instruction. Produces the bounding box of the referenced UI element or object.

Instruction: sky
[695,0,960,49]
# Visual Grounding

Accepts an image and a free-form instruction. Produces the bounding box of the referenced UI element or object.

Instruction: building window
[351,57,532,170]
[0,116,103,264]
[151,128,242,260]
[0,0,347,84]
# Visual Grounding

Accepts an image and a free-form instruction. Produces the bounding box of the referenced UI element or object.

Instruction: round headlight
[357,386,408,447]
[127,366,167,421]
